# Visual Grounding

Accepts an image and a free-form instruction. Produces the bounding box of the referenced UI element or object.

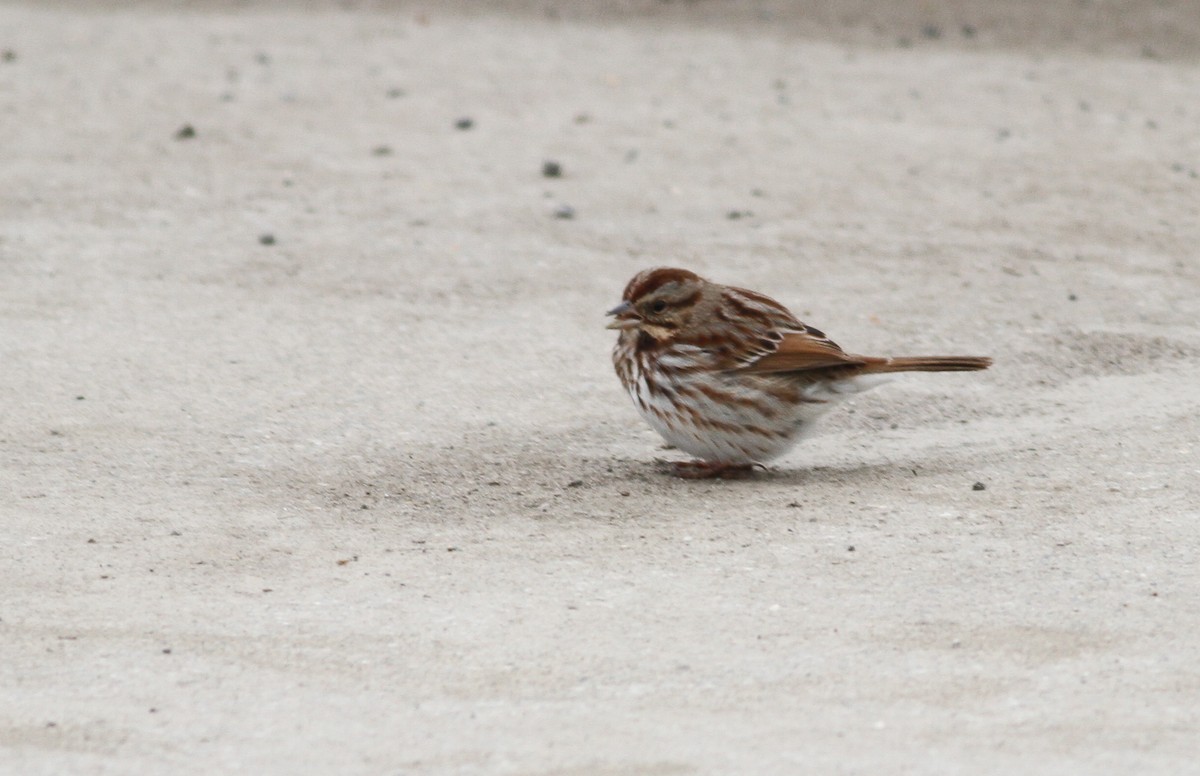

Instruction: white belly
[628,369,842,464]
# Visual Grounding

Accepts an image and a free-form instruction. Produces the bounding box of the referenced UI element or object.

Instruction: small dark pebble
[921,24,942,39]
[1,50,15,62]
[727,210,752,220]
[360,504,369,510]
[567,479,584,488]
[75,395,85,401]
[847,545,856,552]
[972,481,987,491]
[1068,293,1077,301]
[372,145,393,156]
[446,546,459,552]
[542,160,563,178]
[553,204,575,220]
[149,708,158,714]
[175,124,196,140]
[259,233,276,246]
[786,501,801,508]
[454,117,474,130]
[87,538,96,544]
[997,128,1011,140]
[162,648,172,655]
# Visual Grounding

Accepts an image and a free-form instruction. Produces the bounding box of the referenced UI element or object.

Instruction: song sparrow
[607,267,991,478]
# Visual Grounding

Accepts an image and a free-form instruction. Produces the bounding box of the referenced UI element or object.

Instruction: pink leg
[668,460,757,479]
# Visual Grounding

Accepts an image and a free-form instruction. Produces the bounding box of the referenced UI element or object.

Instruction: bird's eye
[650,300,667,314]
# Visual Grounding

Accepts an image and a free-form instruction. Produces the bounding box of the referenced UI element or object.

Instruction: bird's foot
[662,460,760,479]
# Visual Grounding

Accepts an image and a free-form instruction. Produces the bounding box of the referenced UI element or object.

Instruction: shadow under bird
[607,267,991,478]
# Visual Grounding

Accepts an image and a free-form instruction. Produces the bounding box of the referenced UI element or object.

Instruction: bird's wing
[734,327,868,374]
[707,285,869,374]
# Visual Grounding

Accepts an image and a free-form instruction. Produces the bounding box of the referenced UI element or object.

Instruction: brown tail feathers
[864,355,992,374]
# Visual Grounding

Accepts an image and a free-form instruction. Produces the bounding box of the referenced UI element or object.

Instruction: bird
[606,267,991,478]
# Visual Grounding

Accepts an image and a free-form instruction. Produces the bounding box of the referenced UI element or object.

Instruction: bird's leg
[668,460,757,479]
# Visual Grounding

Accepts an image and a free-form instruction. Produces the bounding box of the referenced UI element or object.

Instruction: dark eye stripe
[646,290,700,310]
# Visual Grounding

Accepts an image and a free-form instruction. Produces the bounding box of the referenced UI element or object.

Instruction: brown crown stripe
[624,267,701,301]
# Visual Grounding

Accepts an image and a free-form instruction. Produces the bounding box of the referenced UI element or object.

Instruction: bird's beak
[605,300,640,330]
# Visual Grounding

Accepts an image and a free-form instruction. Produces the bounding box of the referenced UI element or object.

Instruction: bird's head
[606,267,707,342]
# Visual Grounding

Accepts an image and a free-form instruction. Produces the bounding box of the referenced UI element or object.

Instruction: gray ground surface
[3,2,1199,773]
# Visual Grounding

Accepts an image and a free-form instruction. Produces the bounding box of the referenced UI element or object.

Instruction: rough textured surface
[2,2,1199,773]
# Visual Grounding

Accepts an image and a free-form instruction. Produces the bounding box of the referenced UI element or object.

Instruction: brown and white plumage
[607,267,991,477]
